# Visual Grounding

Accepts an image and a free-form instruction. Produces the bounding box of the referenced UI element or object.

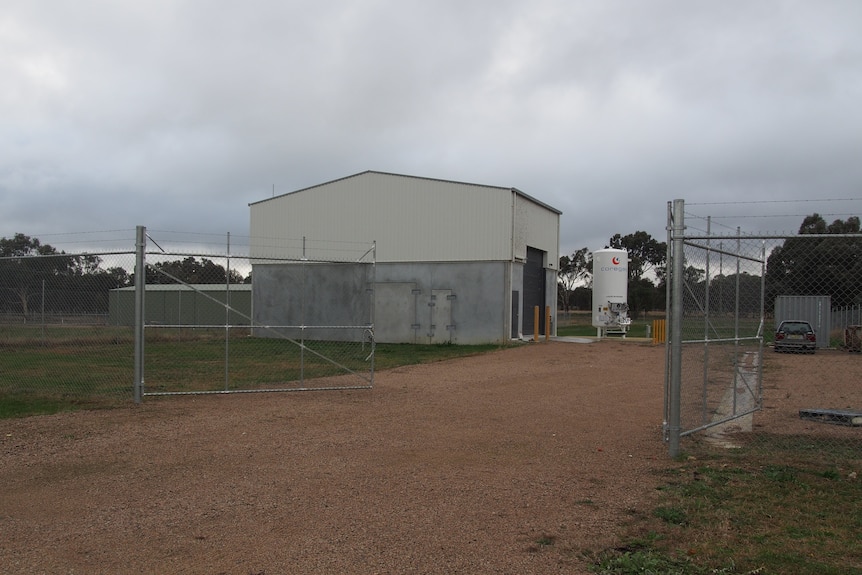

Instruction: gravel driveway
[2,340,669,574]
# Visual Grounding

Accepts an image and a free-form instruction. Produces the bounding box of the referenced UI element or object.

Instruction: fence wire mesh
[667,201,862,468]
[0,229,375,409]
[1,230,139,408]
[139,229,375,397]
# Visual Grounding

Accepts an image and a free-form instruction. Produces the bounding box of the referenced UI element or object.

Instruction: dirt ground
[1,339,858,574]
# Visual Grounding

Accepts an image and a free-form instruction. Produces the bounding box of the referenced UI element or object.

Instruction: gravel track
[2,340,673,574]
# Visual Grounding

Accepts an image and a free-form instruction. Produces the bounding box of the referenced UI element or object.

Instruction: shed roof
[249,170,562,215]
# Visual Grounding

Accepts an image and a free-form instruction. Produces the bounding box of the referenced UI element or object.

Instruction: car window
[781,322,811,334]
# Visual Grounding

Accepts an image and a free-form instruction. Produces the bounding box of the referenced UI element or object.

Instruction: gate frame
[665,200,768,456]
[664,199,862,456]
[132,225,376,402]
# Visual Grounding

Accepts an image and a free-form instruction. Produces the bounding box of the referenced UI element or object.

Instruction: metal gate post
[668,200,685,457]
[663,203,672,441]
[134,225,146,404]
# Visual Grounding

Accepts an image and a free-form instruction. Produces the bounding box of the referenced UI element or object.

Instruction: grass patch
[0,394,77,419]
[374,342,505,367]
[557,321,654,338]
[0,327,508,418]
[591,547,714,575]
[591,437,862,574]
[0,390,118,419]
[653,505,688,526]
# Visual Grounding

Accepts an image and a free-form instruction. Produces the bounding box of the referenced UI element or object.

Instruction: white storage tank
[592,248,631,336]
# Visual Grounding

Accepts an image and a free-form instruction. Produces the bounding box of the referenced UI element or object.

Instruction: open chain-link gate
[664,200,766,455]
[665,199,862,458]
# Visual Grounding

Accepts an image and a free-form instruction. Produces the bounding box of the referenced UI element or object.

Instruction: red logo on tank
[612,257,621,265]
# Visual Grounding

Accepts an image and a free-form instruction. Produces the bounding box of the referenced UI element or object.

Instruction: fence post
[134,225,146,404]
[668,200,685,458]
[225,231,230,392]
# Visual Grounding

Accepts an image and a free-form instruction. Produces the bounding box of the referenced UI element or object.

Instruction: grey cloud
[2,0,861,257]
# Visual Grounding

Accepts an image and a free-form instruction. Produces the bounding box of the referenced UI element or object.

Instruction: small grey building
[109,284,252,326]
[774,295,831,349]
[249,171,561,344]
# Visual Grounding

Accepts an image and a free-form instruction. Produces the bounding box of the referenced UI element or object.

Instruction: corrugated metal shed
[774,295,831,349]
[109,284,252,326]
[248,171,561,343]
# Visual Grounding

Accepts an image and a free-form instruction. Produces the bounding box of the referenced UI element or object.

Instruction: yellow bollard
[545,306,551,341]
[652,319,667,344]
[533,306,540,341]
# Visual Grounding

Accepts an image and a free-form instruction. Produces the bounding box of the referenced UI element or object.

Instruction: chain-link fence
[1,231,139,407]
[0,228,376,408]
[138,228,375,398]
[665,200,862,466]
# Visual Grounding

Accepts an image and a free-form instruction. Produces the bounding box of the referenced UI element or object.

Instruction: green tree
[608,231,667,283]
[629,277,663,318]
[709,271,763,317]
[147,256,245,284]
[766,214,862,307]
[558,247,591,312]
[684,265,705,285]
[105,266,133,288]
[0,233,96,320]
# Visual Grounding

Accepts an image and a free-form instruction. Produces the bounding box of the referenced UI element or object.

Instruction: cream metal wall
[512,193,559,269]
[249,171,559,264]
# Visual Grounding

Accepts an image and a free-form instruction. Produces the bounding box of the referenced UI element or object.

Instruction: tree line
[0,233,248,319]
[559,214,862,319]
[3,214,860,321]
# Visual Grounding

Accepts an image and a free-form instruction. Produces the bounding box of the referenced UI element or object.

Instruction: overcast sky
[2,0,861,257]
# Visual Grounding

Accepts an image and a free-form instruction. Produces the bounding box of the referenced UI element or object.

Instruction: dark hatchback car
[774,320,817,353]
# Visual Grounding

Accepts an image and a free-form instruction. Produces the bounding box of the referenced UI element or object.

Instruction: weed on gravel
[589,435,862,574]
